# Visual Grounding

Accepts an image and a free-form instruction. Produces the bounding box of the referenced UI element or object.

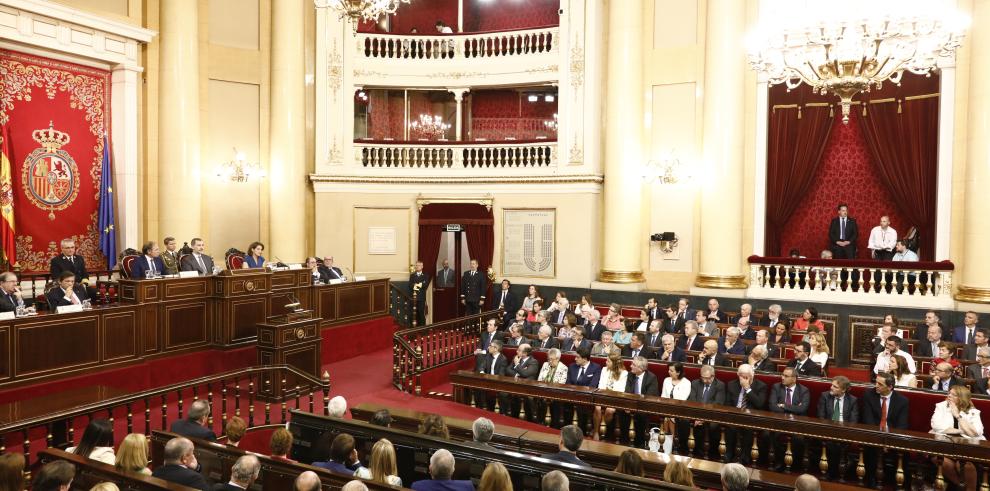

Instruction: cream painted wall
[208,0,259,49]
[353,207,413,275]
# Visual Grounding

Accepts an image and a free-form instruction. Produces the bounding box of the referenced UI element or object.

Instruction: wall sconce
[643,150,691,185]
[216,148,266,183]
[651,232,678,253]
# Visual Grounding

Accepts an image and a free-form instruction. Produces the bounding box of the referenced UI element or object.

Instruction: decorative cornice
[309,174,604,185]
[2,0,156,42]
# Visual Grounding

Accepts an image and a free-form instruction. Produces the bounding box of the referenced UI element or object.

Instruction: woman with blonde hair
[89,484,120,491]
[355,438,402,486]
[931,386,985,490]
[663,459,695,487]
[0,452,25,491]
[115,433,151,475]
[807,331,830,369]
[592,351,628,440]
[478,462,513,491]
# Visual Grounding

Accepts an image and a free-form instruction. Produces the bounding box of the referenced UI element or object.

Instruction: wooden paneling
[15,315,100,377]
[103,311,139,362]
[164,302,209,350]
[141,305,159,354]
[373,282,387,312]
[230,297,267,342]
[337,283,372,319]
[163,280,209,299]
[0,326,8,382]
[316,287,336,322]
[284,345,319,379]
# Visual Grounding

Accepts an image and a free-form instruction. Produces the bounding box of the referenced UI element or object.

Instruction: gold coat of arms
[21,122,79,221]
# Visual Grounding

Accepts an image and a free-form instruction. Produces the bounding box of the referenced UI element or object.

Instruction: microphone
[343,266,355,282]
[284,292,302,311]
[272,255,288,269]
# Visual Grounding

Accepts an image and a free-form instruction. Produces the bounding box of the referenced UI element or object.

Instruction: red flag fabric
[0,123,15,266]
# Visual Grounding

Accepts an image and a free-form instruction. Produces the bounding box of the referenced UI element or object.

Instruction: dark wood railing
[392,309,500,394]
[389,283,413,329]
[0,365,330,469]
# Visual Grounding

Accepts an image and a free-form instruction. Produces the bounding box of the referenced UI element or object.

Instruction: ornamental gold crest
[21,122,80,221]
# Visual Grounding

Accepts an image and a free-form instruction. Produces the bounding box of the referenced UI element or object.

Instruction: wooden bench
[37,448,197,491]
[149,430,403,491]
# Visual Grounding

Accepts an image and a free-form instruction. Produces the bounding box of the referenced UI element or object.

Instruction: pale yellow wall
[353,207,414,275]
[53,0,137,23]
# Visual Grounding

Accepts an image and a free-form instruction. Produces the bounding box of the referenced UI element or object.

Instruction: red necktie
[879,397,888,430]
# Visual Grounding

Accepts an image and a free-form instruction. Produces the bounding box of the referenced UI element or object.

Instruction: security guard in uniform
[460,259,486,315]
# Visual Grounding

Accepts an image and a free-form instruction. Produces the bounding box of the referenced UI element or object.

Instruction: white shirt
[930,401,985,440]
[661,377,691,400]
[892,249,919,262]
[874,349,917,374]
[598,369,628,391]
[868,225,898,252]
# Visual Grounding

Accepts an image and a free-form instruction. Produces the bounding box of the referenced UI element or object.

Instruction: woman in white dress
[660,362,691,453]
[888,354,917,388]
[67,419,115,465]
[355,438,403,486]
[807,331,830,371]
[931,386,985,491]
[592,352,628,441]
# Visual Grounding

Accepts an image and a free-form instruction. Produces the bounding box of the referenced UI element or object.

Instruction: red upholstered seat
[620,307,641,318]
[120,255,139,279]
[227,254,245,270]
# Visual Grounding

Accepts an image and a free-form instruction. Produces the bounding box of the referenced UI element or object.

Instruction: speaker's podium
[256,309,321,400]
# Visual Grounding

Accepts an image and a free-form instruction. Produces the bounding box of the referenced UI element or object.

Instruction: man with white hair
[747,329,775,358]
[411,449,473,491]
[730,303,754,329]
[152,437,209,491]
[535,323,558,350]
[341,480,369,491]
[759,304,784,328]
[293,471,321,491]
[718,327,746,355]
[794,474,821,491]
[678,320,704,352]
[536,348,568,426]
[721,463,749,491]
[216,455,260,490]
[657,334,685,362]
[723,364,768,465]
[620,356,659,448]
[591,330,616,356]
[471,417,495,446]
[706,298,726,324]
[584,309,605,341]
[685,364,725,460]
[542,470,569,491]
[327,396,348,418]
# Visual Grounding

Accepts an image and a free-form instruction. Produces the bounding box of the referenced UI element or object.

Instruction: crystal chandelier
[544,113,559,132]
[216,149,265,183]
[643,151,690,185]
[409,114,450,140]
[314,0,411,30]
[747,0,967,123]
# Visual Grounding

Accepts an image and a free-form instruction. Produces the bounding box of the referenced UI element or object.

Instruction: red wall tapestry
[469,90,557,140]
[778,111,906,259]
[0,50,110,272]
[463,0,559,31]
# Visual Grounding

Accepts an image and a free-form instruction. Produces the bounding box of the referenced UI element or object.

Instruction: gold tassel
[862,103,868,117]
[797,105,803,119]
[898,99,903,114]
[829,105,835,118]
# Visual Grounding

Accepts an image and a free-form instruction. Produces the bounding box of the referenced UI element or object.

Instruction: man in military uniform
[409,261,430,326]
[460,259,486,315]
[161,236,180,275]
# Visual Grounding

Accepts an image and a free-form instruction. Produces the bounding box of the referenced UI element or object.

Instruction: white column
[269,0,307,262]
[111,65,142,249]
[695,0,747,289]
[449,88,469,141]
[158,0,201,242]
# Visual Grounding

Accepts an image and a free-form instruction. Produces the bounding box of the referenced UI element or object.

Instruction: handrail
[389,283,413,329]
[362,24,560,37]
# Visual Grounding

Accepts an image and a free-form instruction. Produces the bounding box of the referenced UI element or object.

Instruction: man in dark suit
[475,339,507,411]
[46,271,89,309]
[679,321,705,351]
[645,297,661,322]
[717,327,746,355]
[539,425,591,468]
[215,455,260,491]
[758,304,784,328]
[787,341,823,377]
[436,259,455,288]
[685,364,725,460]
[953,311,980,344]
[861,372,911,488]
[967,346,990,381]
[656,334,686,363]
[584,310,606,341]
[411,449,475,491]
[929,362,965,392]
[131,241,166,280]
[0,272,22,313]
[643,320,664,353]
[170,400,217,441]
[494,279,517,327]
[620,355,660,448]
[501,344,540,418]
[729,303,755,328]
[534,324,558,350]
[748,345,777,373]
[698,339,730,367]
[409,261,431,326]
[672,298,695,333]
[561,326,593,353]
[565,347,601,432]
[477,318,499,353]
[705,298,727,324]
[152,437,210,491]
[811,376,859,480]
[976,377,990,398]
[915,310,949,341]
[723,364,768,465]
[735,319,757,341]
[766,367,811,471]
[460,259,485,315]
[746,329,775,357]
[828,204,859,259]
[504,324,525,346]
[914,325,944,358]
[319,256,346,282]
[179,238,216,275]
[621,332,656,359]
[964,329,989,361]
[49,238,90,284]
[548,298,572,325]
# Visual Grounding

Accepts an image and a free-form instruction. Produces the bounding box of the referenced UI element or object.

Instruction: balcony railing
[355,140,557,170]
[359,26,559,61]
[747,255,955,307]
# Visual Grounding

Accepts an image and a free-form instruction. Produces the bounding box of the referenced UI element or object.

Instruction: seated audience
[872,322,902,354]
[787,341,823,377]
[294,471,321,491]
[634,309,650,332]
[673,297,694,331]
[731,304,755,331]
[887,353,917,388]
[915,324,945,358]
[522,285,542,318]
[411,449,473,491]
[591,329,617,356]
[968,346,990,382]
[67,419,115,465]
[759,304,784,328]
[584,309,605,341]
[0,452,25,491]
[748,345,776,373]
[504,323,524,347]
[369,409,393,427]
[663,459,695,487]
[561,325,591,352]
[471,418,495,447]
[620,332,654,359]
[46,270,89,309]
[929,361,964,392]
[527,299,545,324]
[537,348,568,427]
[355,438,403,486]
[656,333,685,362]
[509,310,530,336]
[862,372,910,488]
[874,335,916,375]
[556,314,577,341]
[613,449,644,477]
[535,323,558,350]
[721,463,749,491]
[793,307,825,332]
[170,400,217,441]
[565,347,601,430]
[794,474,821,491]
[747,328,775,356]
[933,342,962,375]
[964,328,989,361]
[151,437,209,491]
[216,455,260,491]
[478,462,512,491]
[540,425,590,468]
[724,364,767,465]
[313,433,367,475]
[953,311,980,345]
[548,297,572,325]
[621,356,660,448]
[603,303,624,332]
[476,339,506,410]
[115,433,151,475]
[341,480,368,491]
[698,339,729,367]
[806,331,830,369]
[419,413,450,440]
[706,297,727,323]
[593,351,628,440]
[224,416,246,446]
[32,460,75,491]
[644,320,664,349]
[477,319,499,354]
[694,309,720,338]
[685,364,725,460]
[89,483,119,491]
[717,327,745,355]
[328,395,348,418]
[270,428,296,463]
[542,470,569,491]
[661,362,691,454]
[932,386,985,491]
[613,321,634,345]
[768,367,810,471]
[770,321,790,345]
[679,320,704,351]
[644,297,660,321]
[812,376,859,480]
[502,344,539,417]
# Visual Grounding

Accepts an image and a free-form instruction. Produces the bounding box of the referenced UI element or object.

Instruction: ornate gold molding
[695,273,748,289]
[415,195,494,211]
[954,285,990,304]
[598,269,645,284]
[309,174,604,185]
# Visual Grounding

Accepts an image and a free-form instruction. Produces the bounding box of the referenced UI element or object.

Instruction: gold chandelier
[314,0,411,30]
[217,149,265,183]
[409,114,450,140]
[747,0,967,123]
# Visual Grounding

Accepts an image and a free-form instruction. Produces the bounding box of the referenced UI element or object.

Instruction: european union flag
[98,136,117,269]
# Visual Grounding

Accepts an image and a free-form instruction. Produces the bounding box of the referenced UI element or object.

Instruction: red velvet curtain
[764,104,835,256]
[417,224,444,281]
[858,96,939,260]
[418,203,494,287]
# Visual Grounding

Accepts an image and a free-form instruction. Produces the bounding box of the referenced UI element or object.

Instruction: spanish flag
[0,123,15,266]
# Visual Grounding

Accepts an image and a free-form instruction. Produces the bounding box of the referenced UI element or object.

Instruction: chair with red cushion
[227,254,245,270]
[120,255,139,279]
